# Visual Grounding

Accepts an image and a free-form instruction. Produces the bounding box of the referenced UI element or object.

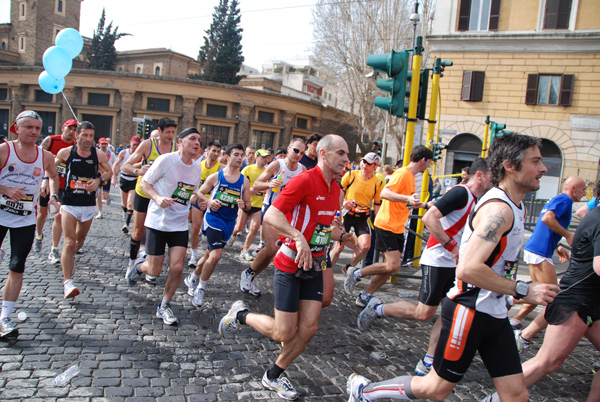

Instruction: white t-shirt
[143,152,202,232]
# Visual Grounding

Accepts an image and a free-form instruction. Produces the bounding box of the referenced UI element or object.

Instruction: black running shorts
[133,193,151,213]
[375,227,405,253]
[273,268,323,313]
[145,227,188,256]
[343,213,372,237]
[419,265,456,306]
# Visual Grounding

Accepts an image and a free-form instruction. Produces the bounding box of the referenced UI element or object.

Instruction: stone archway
[445,133,483,182]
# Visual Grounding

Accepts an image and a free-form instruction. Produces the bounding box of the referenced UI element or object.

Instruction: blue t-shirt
[524,193,573,258]
[203,170,245,236]
[586,197,598,210]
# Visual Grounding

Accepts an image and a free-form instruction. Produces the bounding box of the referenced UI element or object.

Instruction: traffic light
[367,50,409,117]
[490,122,514,143]
[137,123,144,136]
[433,143,446,161]
[144,123,151,139]
[403,68,430,120]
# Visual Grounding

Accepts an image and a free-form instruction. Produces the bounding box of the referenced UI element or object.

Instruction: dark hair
[468,158,490,176]
[158,117,177,131]
[488,134,541,186]
[76,121,95,133]
[207,141,222,149]
[462,167,470,173]
[305,132,322,145]
[225,143,244,156]
[275,147,287,156]
[410,145,433,162]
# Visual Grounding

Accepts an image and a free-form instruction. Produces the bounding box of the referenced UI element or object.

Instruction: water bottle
[398,290,415,297]
[272,170,285,193]
[52,365,80,386]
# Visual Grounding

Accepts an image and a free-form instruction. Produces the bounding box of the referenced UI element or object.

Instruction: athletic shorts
[273,268,323,313]
[419,265,456,306]
[119,177,136,193]
[204,226,227,251]
[0,224,35,273]
[433,298,522,383]
[243,206,261,216]
[523,250,553,266]
[375,227,405,253]
[343,213,372,237]
[60,205,96,222]
[145,227,188,256]
[133,193,151,213]
[545,302,600,327]
[261,203,271,222]
[101,182,111,192]
[39,189,65,207]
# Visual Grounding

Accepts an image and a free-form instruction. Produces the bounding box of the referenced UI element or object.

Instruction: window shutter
[461,71,472,100]
[489,0,501,31]
[559,74,574,106]
[525,74,539,105]
[458,0,471,31]
[471,71,485,101]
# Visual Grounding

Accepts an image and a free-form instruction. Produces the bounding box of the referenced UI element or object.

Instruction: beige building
[428,0,600,198]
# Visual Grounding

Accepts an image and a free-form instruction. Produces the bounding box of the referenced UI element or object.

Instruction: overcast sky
[0,0,317,70]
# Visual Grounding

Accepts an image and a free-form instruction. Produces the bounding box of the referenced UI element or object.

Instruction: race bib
[69,176,92,193]
[56,163,67,178]
[0,193,34,216]
[171,181,195,205]
[309,223,332,253]
[214,185,240,209]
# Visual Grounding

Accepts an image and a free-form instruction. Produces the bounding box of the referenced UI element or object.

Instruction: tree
[311,0,435,160]
[87,8,130,71]
[194,0,244,85]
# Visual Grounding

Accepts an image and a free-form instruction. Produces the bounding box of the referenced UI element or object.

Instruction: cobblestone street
[0,200,596,401]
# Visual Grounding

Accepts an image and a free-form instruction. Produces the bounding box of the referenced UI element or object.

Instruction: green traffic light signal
[433,143,446,161]
[144,124,151,139]
[367,50,409,117]
[490,122,513,143]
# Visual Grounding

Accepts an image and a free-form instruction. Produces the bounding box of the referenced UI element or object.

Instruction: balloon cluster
[38,28,84,95]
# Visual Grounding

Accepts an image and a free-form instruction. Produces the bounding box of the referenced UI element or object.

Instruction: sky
[0,0,317,70]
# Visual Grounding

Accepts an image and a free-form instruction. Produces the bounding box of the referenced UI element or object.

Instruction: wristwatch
[339,231,347,243]
[50,194,59,200]
[514,280,529,300]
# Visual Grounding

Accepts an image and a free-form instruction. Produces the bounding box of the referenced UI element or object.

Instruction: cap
[62,119,78,130]
[178,127,200,139]
[130,135,141,144]
[98,137,108,144]
[9,110,43,134]
[255,149,269,157]
[362,152,380,164]
[275,147,287,156]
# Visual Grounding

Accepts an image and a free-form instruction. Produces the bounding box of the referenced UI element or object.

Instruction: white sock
[63,279,73,287]
[423,354,434,366]
[191,249,198,259]
[199,280,207,290]
[1,301,16,320]
[190,271,199,281]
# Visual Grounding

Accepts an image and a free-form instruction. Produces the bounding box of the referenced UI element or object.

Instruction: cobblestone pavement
[0,200,596,401]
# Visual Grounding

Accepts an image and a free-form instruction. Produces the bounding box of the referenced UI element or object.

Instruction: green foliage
[197,0,244,85]
[87,8,130,71]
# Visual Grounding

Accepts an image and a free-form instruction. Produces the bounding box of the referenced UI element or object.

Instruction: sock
[423,354,433,366]
[362,375,415,400]
[354,269,363,280]
[242,246,249,252]
[237,310,249,325]
[191,249,198,259]
[267,364,285,381]
[374,304,385,317]
[63,279,73,287]
[190,271,199,282]
[199,280,207,290]
[0,301,16,320]
[160,298,170,309]
[126,211,133,225]
[35,234,43,240]
[359,292,371,303]
[509,318,521,327]
[244,267,255,278]
[130,238,140,261]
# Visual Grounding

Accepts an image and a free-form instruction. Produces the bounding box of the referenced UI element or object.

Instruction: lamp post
[410,2,420,48]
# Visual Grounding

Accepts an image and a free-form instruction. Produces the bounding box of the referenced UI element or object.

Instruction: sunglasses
[291,147,302,154]
[363,161,376,166]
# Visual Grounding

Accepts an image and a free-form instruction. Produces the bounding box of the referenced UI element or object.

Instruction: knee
[382,262,397,274]
[170,262,184,276]
[273,327,296,344]
[63,238,76,250]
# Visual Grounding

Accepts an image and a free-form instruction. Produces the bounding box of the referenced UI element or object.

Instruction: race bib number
[171,181,195,205]
[309,223,332,253]
[0,193,34,216]
[215,186,240,209]
[69,176,92,193]
[56,163,67,178]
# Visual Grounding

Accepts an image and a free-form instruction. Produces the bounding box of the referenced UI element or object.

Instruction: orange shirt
[373,166,415,234]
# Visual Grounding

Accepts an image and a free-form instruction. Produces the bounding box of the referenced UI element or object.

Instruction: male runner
[347,134,559,402]
[241,145,256,170]
[125,128,206,325]
[112,135,141,234]
[299,132,321,170]
[329,152,383,272]
[219,134,354,400]
[238,138,306,296]
[121,117,177,275]
[95,137,116,219]
[184,143,250,307]
[356,158,493,379]
[344,145,431,306]
[0,110,60,338]
[34,118,77,261]
[55,121,112,299]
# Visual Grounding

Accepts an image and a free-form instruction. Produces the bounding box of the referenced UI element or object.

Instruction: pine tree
[87,9,130,71]
[195,0,244,84]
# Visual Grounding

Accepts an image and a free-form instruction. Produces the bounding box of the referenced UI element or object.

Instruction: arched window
[1,42,5,50]
[136,67,141,74]
[155,66,161,76]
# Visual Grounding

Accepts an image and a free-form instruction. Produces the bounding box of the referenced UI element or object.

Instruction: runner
[95,137,116,219]
[111,135,141,234]
[299,132,321,170]
[125,127,206,325]
[54,121,112,299]
[0,110,60,338]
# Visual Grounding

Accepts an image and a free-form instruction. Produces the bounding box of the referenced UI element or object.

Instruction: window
[55,0,65,15]
[252,130,275,150]
[18,36,26,53]
[206,104,228,118]
[19,2,26,19]
[525,74,574,106]
[35,90,53,103]
[147,97,170,112]
[543,0,572,30]
[1,42,5,50]
[257,111,274,124]
[135,65,142,74]
[0,88,7,100]
[155,66,161,76]
[88,93,110,107]
[296,117,308,130]
[199,124,229,146]
[461,71,485,101]
[458,0,501,31]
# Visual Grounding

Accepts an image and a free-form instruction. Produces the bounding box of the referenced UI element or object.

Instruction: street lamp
[410,2,420,47]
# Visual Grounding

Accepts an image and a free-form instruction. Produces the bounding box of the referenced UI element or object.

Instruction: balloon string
[61,91,79,124]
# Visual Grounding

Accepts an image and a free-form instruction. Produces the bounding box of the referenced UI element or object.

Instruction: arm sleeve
[434,186,469,216]
[586,198,598,210]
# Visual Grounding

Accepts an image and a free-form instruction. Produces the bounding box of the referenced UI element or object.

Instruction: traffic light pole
[402,36,423,167]
[481,115,490,157]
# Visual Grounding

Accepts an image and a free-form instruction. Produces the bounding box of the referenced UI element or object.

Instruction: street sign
[144,115,152,121]
[132,117,144,123]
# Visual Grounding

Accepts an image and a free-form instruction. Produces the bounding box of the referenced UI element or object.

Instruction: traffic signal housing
[144,123,151,139]
[403,68,430,120]
[490,122,514,143]
[137,123,144,136]
[367,50,409,117]
[433,143,446,161]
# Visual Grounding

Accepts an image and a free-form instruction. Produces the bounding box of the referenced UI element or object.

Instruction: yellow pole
[481,115,490,157]
[402,38,423,167]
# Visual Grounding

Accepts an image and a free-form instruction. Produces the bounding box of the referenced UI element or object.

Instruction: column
[119,91,135,145]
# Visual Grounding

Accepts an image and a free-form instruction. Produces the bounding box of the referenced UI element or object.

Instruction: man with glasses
[239,138,306,296]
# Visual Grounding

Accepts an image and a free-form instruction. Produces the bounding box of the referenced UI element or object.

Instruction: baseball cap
[9,110,43,134]
[255,149,269,157]
[62,119,78,130]
[130,135,141,144]
[362,152,380,164]
[98,137,108,144]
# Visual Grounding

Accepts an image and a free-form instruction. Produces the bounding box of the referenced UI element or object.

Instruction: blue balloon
[38,71,65,95]
[55,28,83,59]
[42,46,72,79]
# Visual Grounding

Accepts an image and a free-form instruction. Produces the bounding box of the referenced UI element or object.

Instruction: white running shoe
[95,211,104,219]
[241,250,254,261]
[247,280,261,297]
[33,235,43,253]
[48,248,61,264]
[145,274,157,284]
[184,274,198,297]
[347,373,371,402]
[414,359,432,376]
[344,266,359,295]
[357,297,381,332]
[239,268,255,293]
[63,281,80,299]
[192,287,205,307]
[156,305,178,325]
[226,235,236,248]
[261,370,299,400]
[188,254,199,268]
[514,330,530,362]
[218,300,248,338]
[0,317,18,338]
